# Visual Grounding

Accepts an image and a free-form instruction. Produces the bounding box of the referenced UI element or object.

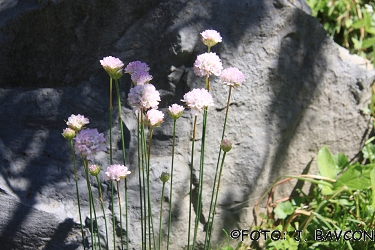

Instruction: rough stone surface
[1,0,375,249]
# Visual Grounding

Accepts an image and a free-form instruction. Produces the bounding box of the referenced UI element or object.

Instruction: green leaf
[362,143,375,160]
[351,37,362,50]
[220,247,233,250]
[352,19,365,29]
[362,36,375,49]
[365,27,375,35]
[333,152,348,170]
[370,168,375,210]
[336,164,371,190]
[317,146,337,179]
[274,201,295,219]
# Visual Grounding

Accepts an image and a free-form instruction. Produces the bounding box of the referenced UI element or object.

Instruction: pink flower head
[146,109,164,127]
[168,104,184,120]
[220,67,246,87]
[131,71,153,85]
[193,52,223,78]
[124,61,150,75]
[181,88,214,116]
[74,129,107,160]
[128,84,161,111]
[105,164,131,182]
[67,114,90,131]
[62,127,76,141]
[201,29,222,48]
[100,56,124,80]
[88,164,101,176]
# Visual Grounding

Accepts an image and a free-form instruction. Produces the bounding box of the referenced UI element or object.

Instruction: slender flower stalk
[105,164,131,250]
[187,115,197,250]
[137,113,146,250]
[68,139,85,248]
[166,104,184,250]
[111,181,116,250]
[147,127,157,250]
[83,159,101,250]
[192,107,209,250]
[207,140,231,249]
[204,86,232,247]
[117,181,124,250]
[159,172,170,249]
[204,67,245,248]
[114,79,129,250]
[140,113,148,249]
[93,173,109,250]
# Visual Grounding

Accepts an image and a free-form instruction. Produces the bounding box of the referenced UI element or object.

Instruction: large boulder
[0,0,374,249]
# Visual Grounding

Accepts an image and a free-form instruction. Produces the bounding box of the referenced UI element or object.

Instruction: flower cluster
[100,56,124,80]
[67,114,90,131]
[128,84,161,111]
[131,71,153,85]
[105,164,131,182]
[168,104,184,120]
[125,61,152,85]
[146,109,164,127]
[74,129,107,160]
[201,29,222,48]
[181,88,214,116]
[193,52,223,77]
[124,61,150,75]
[220,67,246,87]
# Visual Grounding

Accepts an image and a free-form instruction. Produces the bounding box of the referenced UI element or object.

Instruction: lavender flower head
[74,129,107,160]
[105,164,131,182]
[128,84,161,111]
[168,104,184,120]
[124,61,150,75]
[67,114,90,131]
[201,29,222,48]
[131,71,153,85]
[146,109,164,127]
[181,88,214,116]
[62,127,76,141]
[100,56,124,80]
[193,52,223,78]
[220,67,246,87]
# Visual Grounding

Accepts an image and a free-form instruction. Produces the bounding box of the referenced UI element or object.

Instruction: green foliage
[254,145,375,249]
[306,0,375,64]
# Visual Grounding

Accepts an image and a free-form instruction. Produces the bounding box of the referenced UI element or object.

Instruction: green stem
[109,77,113,165]
[117,181,124,250]
[193,107,208,250]
[147,127,157,250]
[111,181,116,250]
[115,79,128,249]
[140,113,148,249]
[204,86,232,248]
[207,152,227,250]
[83,159,101,249]
[188,116,197,250]
[95,176,109,250]
[70,140,85,248]
[137,115,145,250]
[159,182,166,250]
[167,119,177,250]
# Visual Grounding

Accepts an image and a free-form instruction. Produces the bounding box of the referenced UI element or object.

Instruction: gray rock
[0,0,374,249]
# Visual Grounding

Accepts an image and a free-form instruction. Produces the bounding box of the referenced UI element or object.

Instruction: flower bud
[220,139,232,152]
[88,164,101,176]
[62,128,76,140]
[159,172,170,183]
